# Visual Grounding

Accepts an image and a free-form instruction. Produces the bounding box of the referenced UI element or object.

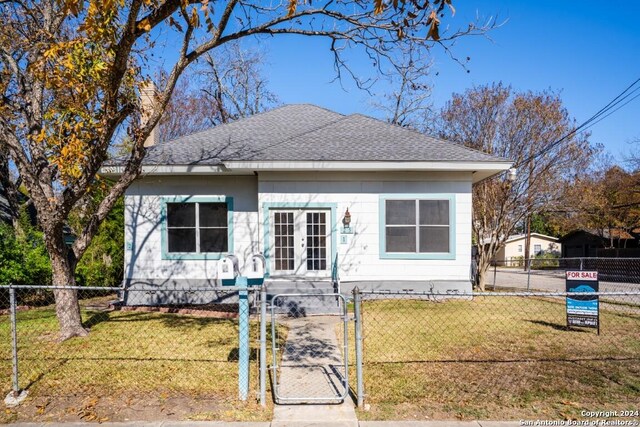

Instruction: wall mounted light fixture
[342,208,353,234]
[343,208,351,227]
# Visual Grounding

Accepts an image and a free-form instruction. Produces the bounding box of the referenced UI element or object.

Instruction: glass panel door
[271,209,331,276]
[306,211,327,271]
[273,211,295,272]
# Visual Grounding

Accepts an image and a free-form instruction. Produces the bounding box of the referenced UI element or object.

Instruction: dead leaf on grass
[83,397,99,407]
[36,398,51,414]
[79,412,97,421]
[77,396,101,421]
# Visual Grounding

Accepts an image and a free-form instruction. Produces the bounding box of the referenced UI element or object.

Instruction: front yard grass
[0,295,281,423]
[351,296,640,421]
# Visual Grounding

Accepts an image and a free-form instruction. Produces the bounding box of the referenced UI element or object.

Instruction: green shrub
[0,212,52,287]
[75,197,124,287]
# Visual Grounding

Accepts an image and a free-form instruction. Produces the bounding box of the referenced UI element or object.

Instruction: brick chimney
[140,81,158,147]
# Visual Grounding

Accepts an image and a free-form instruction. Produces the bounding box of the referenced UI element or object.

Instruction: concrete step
[266,280,342,315]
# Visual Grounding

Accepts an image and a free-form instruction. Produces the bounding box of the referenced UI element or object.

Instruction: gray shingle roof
[142,104,508,165]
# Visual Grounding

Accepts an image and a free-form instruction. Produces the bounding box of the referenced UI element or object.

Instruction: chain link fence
[352,288,640,420]
[3,274,640,422]
[0,285,268,422]
[268,293,349,404]
[487,257,640,292]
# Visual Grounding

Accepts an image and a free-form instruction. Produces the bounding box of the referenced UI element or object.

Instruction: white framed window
[380,195,455,259]
[534,244,542,255]
[161,196,234,260]
[166,202,228,253]
[518,245,523,253]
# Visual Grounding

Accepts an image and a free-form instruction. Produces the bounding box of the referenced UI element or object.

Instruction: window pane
[419,226,449,253]
[167,203,195,227]
[168,228,196,252]
[385,200,416,225]
[199,203,228,227]
[386,226,416,252]
[419,200,449,225]
[200,228,228,252]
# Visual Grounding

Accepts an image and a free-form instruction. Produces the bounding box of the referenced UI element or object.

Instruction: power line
[582,90,640,133]
[520,77,640,165]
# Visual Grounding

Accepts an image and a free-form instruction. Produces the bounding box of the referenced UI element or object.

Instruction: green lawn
[346,296,640,421]
[0,296,282,423]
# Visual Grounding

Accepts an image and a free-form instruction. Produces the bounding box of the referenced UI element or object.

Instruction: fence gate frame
[269,292,350,404]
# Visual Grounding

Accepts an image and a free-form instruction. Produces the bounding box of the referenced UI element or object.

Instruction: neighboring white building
[494,233,561,266]
[103,105,511,301]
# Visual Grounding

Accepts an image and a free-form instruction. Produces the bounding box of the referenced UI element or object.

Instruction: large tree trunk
[50,248,88,341]
[475,254,492,291]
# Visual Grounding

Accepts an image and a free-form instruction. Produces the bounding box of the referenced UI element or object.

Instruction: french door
[271,209,331,276]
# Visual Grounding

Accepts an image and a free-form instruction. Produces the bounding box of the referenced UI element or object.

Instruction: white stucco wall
[259,171,472,282]
[124,171,473,285]
[124,175,259,281]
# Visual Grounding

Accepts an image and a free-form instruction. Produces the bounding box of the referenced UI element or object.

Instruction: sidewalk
[5,421,525,426]
[3,422,520,427]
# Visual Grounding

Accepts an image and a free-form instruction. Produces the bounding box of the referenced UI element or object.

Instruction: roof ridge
[505,233,558,242]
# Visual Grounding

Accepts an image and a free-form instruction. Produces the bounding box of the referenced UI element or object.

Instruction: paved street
[490,267,640,293]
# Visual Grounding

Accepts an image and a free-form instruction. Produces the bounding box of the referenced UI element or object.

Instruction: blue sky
[153,1,640,162]
[252,1,640,162]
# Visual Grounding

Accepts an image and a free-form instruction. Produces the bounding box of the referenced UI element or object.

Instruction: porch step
[266,280,342,316]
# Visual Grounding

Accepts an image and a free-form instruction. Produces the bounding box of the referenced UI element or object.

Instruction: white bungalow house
[102,104,511,303]
[494,233,561,266]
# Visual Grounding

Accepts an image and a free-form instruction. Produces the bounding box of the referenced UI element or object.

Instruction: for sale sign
[566,271,599,330]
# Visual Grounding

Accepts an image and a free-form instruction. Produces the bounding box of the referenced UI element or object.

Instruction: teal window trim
[160,196,234,260]
[262,202,338,278]
[379,194,456,260]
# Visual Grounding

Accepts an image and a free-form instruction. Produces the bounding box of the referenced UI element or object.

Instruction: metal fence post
[353,287,364,408]
[526,260,531,291]
[10,285,19,394]
[238,286,249,401]
[493,263,497,290]
[4,284,27,406]
[259,285,267,407]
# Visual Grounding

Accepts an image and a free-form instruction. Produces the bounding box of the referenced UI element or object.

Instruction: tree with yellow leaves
[1,0,494,340]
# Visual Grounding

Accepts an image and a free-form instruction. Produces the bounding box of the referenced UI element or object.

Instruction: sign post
[565,270,599,334]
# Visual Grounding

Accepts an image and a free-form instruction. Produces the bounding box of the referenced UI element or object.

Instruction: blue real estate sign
[566,271,599,329]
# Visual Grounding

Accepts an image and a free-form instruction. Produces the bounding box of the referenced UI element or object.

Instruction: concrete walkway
[5,421,527,426]
[271,315,357,427]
